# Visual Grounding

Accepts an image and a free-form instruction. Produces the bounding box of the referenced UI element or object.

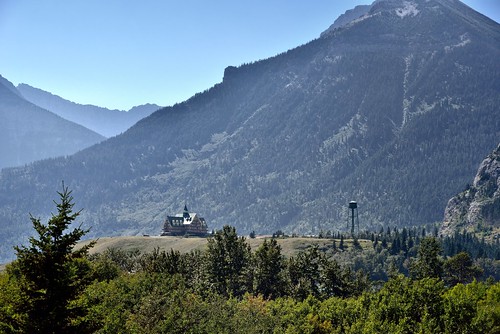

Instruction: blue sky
[0,0,498,110]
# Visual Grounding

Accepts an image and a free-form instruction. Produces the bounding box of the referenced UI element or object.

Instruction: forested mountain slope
[0,0,499,262]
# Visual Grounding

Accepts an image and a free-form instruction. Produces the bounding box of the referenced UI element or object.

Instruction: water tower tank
[348,201,359,236]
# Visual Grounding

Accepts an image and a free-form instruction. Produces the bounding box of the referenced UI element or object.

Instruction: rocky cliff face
[442,144,500,239]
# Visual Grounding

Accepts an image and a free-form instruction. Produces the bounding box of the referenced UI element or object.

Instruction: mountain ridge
[0,0,499,262]
[0,75,105,170]
[17,84,161,138]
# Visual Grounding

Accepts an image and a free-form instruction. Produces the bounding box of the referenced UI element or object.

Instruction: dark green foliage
[321,256,365,299]
[205,225,253,297]
[68,270,500,333]
[2,221,500,333]
[410,237,444,280]
[366,275,446,333]
[357,226,500,281]
[287,245,323,300]
[287,245,367,300]
[339,235,345,251]
[88,252,122,282]
[7,185,95,333]
[90,247,140,274]
[444,252,483,286]
[352,237,362,251]
[273,230,285,238]
[442,281,494,334]
[138,247,184,275]
[443,230,500,260]
[253,238,285,298]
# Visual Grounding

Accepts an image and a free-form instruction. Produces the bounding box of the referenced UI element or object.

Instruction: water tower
[348,201,359,236]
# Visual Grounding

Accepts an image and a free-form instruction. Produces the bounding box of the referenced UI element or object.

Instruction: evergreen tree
[381,236,388,248]
[287,245,322,299]
[320,256,348,298]
[390,237,401,255]
[444,252,483,286]
[352,237,362,250]
[205,225,252,297]
[253,238,285,298]
[9,184,95,333]
[138,248,183,275]
[339,235,345,251]
[410,237,444,280]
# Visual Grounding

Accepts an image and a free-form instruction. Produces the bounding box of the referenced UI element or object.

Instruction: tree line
[0,186,498,333]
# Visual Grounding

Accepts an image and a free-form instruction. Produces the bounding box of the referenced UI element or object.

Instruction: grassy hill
[0,235,366,272]
[78,235,371,258]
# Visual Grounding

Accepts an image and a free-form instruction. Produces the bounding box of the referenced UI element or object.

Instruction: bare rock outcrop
[441,144,500,238]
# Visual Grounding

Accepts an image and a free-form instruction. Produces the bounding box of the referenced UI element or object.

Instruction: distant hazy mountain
[0,75,105,170]
[0,0,499,262]
[441,144,500,239]
[17,84,161,138]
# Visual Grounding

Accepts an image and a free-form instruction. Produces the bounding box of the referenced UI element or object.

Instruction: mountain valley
[0,0,499,262]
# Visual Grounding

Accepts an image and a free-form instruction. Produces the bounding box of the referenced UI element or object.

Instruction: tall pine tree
[9,184,95,333]
[204,225,252,297]
[253,238,285,298]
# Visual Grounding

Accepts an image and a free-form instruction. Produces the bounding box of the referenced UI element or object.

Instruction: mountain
[0,75,105,170]
[17,84,161,138]
[1,0,499,262]
[441,144,500,239]
[320,4,372,36]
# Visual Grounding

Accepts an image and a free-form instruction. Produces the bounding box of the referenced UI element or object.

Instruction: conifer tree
[253,238,285,298]
[205,225,252,297]
[10,184,95,333]
[339,235,345,250]
[287,245,323,299]
[410,237,444,280]
[444,252,483,286]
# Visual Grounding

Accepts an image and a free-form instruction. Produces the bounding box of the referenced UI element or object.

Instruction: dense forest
[1,188,499,333]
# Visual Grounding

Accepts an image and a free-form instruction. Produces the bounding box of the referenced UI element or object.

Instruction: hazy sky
[1,0,498,110]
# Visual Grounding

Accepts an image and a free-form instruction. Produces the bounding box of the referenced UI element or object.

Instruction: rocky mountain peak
[473,145,500,190]
[320,0,426,37]
[320,4,373,37]
[321,0,499,42]
[0,75,23,99]
[441,144,500,239]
